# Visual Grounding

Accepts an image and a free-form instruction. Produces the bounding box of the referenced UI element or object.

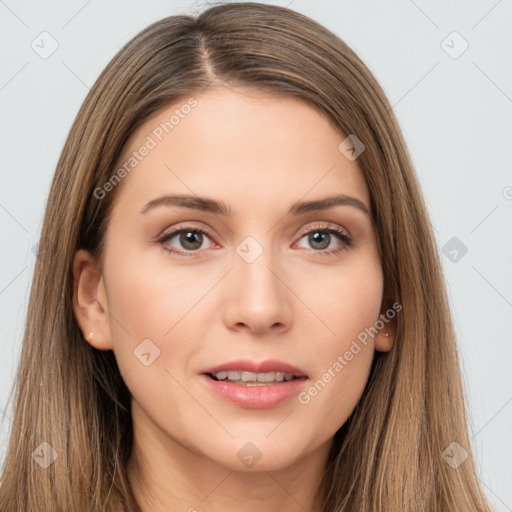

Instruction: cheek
[296,250,383,346]
[103,255,204,428]
[103,251,201,381]
[293,256,382,426]
[105,249,209,340]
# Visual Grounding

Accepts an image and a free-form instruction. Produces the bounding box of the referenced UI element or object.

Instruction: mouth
[199,362,309,409]
[201,359,308,387]
[205,371,307,386]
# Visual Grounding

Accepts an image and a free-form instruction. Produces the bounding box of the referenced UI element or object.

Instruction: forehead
[109,86,370,218]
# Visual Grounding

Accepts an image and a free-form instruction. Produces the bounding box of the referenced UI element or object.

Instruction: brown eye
[177,230,204,250]
[307,231,331,250]
[157,227,215,256]
[296,225,352,255]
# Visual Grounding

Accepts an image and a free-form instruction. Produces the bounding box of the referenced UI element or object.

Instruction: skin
[73,86,395,512]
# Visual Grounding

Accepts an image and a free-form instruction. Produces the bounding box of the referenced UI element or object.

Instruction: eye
[156,227,215,256]
[295,223,352,255]
[155,222,352,257]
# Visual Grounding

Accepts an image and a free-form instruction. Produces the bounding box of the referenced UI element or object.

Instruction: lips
[201,359,308,378]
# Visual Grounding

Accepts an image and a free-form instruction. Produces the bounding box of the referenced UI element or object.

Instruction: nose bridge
[236,233,283,302]
[224,233,291,332]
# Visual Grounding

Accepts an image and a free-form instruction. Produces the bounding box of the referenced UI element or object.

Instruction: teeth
[212,371,297,383]
[241,371,257,382]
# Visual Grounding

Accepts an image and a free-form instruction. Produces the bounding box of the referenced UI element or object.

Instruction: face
[74,86,393,473]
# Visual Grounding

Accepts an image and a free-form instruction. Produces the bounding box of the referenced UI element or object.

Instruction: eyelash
[155,222,352,258]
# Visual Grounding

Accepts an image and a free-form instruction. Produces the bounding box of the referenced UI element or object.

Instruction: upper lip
[202,359,307,377]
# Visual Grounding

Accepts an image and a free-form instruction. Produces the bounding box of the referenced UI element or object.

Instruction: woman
[0,2,493,511]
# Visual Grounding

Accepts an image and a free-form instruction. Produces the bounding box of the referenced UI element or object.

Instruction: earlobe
[72,249,113,351]
[375,295,397,352]
[375,327,395,352]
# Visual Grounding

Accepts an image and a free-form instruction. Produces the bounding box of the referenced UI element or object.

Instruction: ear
[72,249,113,350]
[374,300,398,353]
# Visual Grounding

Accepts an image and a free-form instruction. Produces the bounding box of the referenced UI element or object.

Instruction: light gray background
[0,0,511,509]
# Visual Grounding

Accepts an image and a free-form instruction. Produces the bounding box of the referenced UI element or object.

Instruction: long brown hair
[0,3,492,511]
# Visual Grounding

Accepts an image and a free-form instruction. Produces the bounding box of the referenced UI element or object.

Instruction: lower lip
[200,374,308,409]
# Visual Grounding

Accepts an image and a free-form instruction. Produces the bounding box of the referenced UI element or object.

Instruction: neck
[126,409,332,512]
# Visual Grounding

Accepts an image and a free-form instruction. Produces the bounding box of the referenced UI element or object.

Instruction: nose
[222,244,292,336]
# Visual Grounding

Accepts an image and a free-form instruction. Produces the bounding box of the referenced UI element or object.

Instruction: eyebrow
[140,194,371,218]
